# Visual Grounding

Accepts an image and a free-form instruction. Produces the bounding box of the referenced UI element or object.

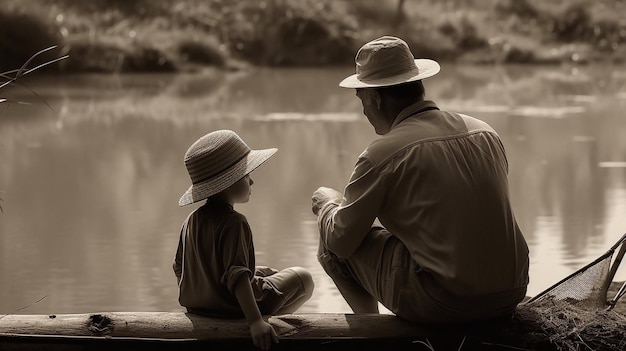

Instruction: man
[311,36,529,324]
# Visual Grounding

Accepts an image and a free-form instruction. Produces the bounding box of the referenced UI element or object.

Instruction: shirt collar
[390,100,439,129]
[204,198,234,210]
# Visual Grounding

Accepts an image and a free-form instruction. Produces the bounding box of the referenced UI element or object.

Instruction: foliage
[213,0,357,66]
[0,10,64,73]
[62,36,176,73]
[1,0,625,71]
[497,0,626,54]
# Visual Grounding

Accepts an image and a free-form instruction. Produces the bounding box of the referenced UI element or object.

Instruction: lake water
[1,64,625,316]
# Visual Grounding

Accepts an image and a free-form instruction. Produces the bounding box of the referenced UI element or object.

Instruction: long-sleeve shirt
[318,100,529,296]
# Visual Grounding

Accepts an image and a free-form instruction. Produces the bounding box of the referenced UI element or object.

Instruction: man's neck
[389,100,438,130]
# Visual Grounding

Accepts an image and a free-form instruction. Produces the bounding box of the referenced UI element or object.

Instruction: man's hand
[249,318,278,350]
[311,186,343,215]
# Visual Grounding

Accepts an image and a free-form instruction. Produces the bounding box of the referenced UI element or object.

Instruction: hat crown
[355,36,418,82]
[184,130,250,186]
[179,129,277,206]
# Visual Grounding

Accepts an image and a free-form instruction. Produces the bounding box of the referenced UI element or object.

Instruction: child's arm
[173,233,184,285]
[233,275,279,350]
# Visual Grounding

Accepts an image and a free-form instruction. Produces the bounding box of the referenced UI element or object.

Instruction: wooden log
[1,282,624,351]
[0,311,525,351]
[0,310,621,351]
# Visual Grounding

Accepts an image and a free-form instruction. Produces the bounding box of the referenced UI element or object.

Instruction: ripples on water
[0,65,625,314]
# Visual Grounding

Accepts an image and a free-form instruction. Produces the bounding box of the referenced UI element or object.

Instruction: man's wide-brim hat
[339,36,440,89]
[179,129,277,206]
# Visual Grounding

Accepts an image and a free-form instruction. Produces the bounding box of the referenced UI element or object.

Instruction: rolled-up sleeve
[219,217,254,293]
[318,154,387,258]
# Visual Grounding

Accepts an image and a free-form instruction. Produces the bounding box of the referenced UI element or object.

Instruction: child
[173,130,314,350]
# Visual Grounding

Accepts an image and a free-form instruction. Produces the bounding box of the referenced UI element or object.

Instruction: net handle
[607,280,626,311]
[605,233,626,310]
[608,232,626,252]
[604,233,626,289]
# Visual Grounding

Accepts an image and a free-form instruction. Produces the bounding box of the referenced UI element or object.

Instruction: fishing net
[525,233,626,310]
[516,233,626,351]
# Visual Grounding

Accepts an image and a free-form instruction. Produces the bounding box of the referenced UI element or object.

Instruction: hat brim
[339,59,440,88]
[178,148,277,206]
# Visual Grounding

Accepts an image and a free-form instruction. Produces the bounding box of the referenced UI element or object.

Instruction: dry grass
[0,46,68,104]
[514,298,626,350]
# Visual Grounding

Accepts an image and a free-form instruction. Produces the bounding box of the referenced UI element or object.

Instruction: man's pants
[317,227,525,324]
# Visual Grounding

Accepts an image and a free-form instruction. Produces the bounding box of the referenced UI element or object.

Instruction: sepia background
[1,0,625,315]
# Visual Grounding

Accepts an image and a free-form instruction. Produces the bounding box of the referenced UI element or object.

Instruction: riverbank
[2,0,625,73]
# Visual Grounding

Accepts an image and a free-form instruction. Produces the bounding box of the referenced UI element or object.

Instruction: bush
[216,0,357,66]
[547,2,625,53]
[41,0,168,18]
[495,0,539,19]
[177,35,227,67]
[438,17,488,52]
[63,36,175,73]
[550,3,592,43]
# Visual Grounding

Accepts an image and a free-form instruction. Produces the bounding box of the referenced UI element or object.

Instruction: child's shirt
[173,200,255,316]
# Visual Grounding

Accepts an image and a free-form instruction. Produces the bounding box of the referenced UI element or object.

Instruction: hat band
[190,151,249,185]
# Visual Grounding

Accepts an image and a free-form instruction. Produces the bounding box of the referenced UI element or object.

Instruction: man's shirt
[319,100,529,296]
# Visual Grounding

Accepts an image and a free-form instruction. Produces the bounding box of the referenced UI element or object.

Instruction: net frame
[525,232,626,310]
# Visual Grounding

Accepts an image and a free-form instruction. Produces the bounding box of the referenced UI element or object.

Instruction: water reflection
[0,64,625,314]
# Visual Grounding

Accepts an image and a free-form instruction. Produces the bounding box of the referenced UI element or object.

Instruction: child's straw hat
[179,130,277,206]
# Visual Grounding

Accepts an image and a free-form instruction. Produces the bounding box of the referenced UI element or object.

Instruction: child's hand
[255,266,279,277]
[249,318,278,350]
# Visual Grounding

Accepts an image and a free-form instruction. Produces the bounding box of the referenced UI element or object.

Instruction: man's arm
[312,156,387,258]
[233,276,278,350]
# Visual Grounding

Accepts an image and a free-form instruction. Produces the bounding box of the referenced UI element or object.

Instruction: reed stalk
[0,46,68,212]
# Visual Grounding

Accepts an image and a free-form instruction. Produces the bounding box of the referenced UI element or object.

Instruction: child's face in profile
[227,174,253,204]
